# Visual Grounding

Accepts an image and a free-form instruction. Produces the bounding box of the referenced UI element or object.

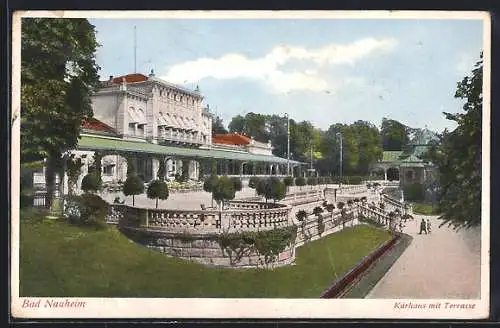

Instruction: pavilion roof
[77,134,304,165]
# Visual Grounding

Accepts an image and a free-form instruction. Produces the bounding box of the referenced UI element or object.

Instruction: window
[137,124,145,137]
[103,165,115,176]
[128,123,135,135]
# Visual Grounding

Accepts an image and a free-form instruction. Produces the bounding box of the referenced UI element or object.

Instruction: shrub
[313,206,324,216]
[322,200,328,207]
[347,176,363,185]
[230,177,243,192]
[295,210,307,221]
[317,177,325,185]
[203,175,217,192]
[295,177,306,189]
[283,176,294,189]
[248,176,261,189]
[81,172,102,193]
[64,194,108,229]
[337,201,345,210]
[307,177,318,188]
[325,203,335,213]
[147,180,169,208]
[258,177,286,203]
[212,176,236,208]
[123,175,144,206]
[347,199,353,206]
[404,183,425,202]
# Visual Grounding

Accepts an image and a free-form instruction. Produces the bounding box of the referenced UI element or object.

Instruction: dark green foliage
[313,206,324,216]
[230,177,243,192]
[428,53,482,229]
[203,175,217,193]
[248,176,261,189]
[381,118,410,151]
[325,203,335,213]
[295,210,308,221]
[307,177,318,187]
[212,176,236,207]
[64,194,108,229]
[404,183,424,202]
[123,175,144,206]
[257,177,286,203]
[81,172,102,193]
[212,115,228,134]
[216,226,297,266]
[295,177,306,189]
[21,18,100,205]
[283,176,294,188]
[147,180,169,208]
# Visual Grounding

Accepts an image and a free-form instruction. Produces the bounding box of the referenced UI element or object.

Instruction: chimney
[109,75,114,81]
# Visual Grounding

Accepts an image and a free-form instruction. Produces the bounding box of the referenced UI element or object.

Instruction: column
[152,157,159,180]
[384,168,388,181]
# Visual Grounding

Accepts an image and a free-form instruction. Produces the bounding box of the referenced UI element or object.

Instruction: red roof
[212,133,252,146]
[82,118,118,135]
[111,73,148,84]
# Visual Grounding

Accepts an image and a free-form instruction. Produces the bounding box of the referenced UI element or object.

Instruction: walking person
[419,218,427,235]
[427,219,432,234]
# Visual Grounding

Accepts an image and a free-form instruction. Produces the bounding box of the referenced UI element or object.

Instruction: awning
[78,135,305,165]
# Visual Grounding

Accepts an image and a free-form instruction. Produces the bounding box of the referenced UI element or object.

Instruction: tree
[230,177,243,192]
[283,176,294,192]
[295,177,306,190]
[265,177,287,203]
[248,176,261,189]
[203,174,217,207]
[429,53,483,230]
[255,177,286,203]
[81,172,101,193]
[147,180,169,208]
[307,177,317,189]
[212,176,236,209]
[381,118,410,151]
[296,210,308,222]
[123,175,144,206]
[212,115,228,134]
[21,18,100,207]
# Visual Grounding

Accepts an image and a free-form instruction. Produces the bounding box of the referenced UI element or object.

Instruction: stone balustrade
[295,207,359,247]
[381,194,411,213]
[110,200,292,234]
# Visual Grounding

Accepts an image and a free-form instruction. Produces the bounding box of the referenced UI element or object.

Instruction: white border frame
[10,10,491,319]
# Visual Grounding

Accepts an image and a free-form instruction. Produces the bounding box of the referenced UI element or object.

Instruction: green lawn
[20,211,391,298]
[412,203,441,215]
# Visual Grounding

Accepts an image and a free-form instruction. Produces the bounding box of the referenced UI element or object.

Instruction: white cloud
[161,37,398,93]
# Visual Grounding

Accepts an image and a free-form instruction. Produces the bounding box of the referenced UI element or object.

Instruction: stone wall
[120,227,295,268]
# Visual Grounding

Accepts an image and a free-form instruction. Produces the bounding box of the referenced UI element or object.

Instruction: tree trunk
[156,198,158,208]
[133,195,135,206]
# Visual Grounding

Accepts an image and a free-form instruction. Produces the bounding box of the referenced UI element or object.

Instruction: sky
[89,16,484,133]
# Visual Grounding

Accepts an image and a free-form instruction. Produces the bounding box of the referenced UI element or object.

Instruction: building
[370,128,439,200]
[32,71,304,194]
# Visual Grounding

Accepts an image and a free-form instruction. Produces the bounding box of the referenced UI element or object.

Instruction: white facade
[92,72,212,146]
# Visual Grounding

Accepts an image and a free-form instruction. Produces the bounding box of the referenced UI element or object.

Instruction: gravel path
[366,214,481,299]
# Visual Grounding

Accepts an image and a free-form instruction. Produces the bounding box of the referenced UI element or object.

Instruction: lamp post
[336,132,343,188]
[285,113,290,176]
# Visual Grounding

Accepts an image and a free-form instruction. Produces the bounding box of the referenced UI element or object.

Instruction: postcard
[10,10,490,319]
